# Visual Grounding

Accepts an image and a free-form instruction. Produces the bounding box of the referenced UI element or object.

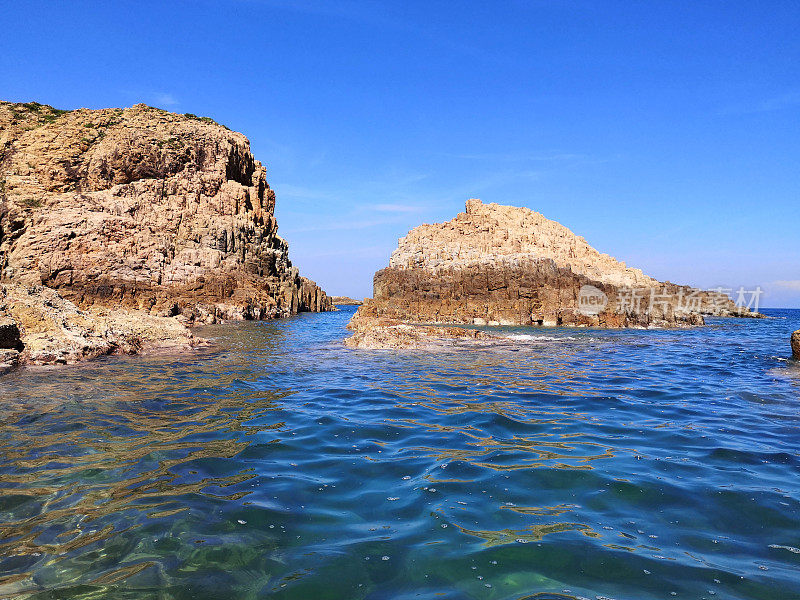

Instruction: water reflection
[0,309,798,599]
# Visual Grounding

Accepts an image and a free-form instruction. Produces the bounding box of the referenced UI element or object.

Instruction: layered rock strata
[0,101,331,324]
[347,199,756,348]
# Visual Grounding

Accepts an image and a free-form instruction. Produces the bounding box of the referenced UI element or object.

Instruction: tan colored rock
[0,282,199,365]
[792,330,800,360]
[348,199,758,347]
[345,298,490,349]
[0,101,331,323]
[389,197,658,288]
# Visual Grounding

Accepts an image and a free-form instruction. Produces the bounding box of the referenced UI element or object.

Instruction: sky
[2,0,799,306]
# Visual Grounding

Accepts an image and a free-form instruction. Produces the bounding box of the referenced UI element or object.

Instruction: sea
[0,306,798,600]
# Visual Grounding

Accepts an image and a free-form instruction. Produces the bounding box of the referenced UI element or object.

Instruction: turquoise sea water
[0,306,798,600]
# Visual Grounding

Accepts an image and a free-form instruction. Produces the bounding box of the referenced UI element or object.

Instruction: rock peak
[390,199,655,289]
[465,197,483,213]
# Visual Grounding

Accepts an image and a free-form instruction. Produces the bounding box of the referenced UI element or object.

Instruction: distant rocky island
[0,101,331,368]
[329,296,363,305]
[347,199,758,349]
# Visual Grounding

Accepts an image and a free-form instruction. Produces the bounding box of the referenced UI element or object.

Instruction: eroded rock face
[792,330,800,360]
[358,199,753,334]
[0,101,331,323]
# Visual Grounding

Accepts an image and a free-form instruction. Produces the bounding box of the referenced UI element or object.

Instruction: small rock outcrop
[792,330,800,360]
[346,299,489,349]
[0,101,331,324]
[347,199,757,348]
[0,282,198,371]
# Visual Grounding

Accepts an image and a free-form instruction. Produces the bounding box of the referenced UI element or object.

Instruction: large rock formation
[0,101,331,324]
[347,199,756,347]
[792,330,800,360]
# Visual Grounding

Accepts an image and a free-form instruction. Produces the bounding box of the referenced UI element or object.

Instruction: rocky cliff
[347,199,755,347]
[0,101,331,324]
[792,330,800,360]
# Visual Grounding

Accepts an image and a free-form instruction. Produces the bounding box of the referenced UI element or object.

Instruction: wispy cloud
[720,91,800,116]
[278,183,332,200]
[446,152,591,162]
[247,0,490,60]
[152,92,179,107]
[773,280,800,291]
[371,203,423,213]
[305,244,389,259]
[281,216,409,234]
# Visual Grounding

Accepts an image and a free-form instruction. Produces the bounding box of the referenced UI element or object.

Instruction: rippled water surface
[1,307,799,600]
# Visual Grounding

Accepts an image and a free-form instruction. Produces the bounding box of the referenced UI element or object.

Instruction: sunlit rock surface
[0,101,331,324]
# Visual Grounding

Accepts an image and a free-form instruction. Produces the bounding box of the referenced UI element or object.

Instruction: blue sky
[2,1,799,305]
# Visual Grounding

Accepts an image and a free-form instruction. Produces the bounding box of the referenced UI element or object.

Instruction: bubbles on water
[768,544,800,553]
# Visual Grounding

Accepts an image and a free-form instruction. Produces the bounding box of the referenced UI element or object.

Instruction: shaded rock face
[0,101,331,323]
[366,199,751,329]
[792,330,800,360]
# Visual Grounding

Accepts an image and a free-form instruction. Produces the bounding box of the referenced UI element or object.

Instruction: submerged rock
[0,101,331,324]
[347,199,759,348]
[792,330,800,360]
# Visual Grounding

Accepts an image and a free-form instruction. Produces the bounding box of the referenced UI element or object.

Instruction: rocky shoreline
[0,283,200,372]
[0,102,779,362]
[0,101,332,371]
[346,199,761,350]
